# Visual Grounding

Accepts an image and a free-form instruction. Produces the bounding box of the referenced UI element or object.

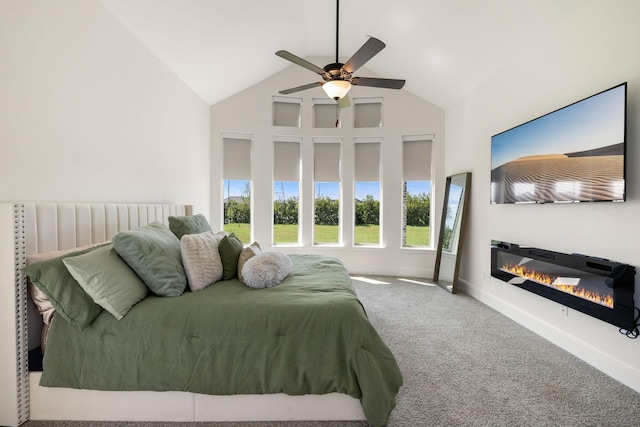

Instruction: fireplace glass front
[491,242,635,330]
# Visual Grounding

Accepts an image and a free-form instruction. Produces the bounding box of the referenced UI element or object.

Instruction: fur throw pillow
[242,251,292,289]
[180,232,223,292]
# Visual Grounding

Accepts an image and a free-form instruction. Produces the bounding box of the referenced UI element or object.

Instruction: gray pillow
[112,222,187,297]
[63,244,149,319]
[242,252,292,289]
[168,214,212,240]
[218,232,244,280]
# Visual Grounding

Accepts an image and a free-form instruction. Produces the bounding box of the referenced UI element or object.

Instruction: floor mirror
[434,172,472,293]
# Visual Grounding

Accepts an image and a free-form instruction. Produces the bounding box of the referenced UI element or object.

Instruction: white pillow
[242,251,292,289]
[180,232,223,292]
[237,242,261,283]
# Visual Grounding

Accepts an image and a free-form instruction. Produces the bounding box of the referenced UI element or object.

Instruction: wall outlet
[560,305,569,316]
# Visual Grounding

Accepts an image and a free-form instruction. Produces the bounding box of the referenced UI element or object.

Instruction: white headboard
[0,202,192,427]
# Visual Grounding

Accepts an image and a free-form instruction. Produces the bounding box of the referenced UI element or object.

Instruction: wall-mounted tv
[491,83,627,204]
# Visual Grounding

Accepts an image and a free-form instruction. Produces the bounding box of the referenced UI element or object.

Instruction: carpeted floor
[23,275,640,427]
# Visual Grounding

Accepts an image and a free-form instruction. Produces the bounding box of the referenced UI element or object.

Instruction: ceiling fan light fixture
[322,80,351,100]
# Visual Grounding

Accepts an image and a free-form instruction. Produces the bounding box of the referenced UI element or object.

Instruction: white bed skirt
[29,372,365,422]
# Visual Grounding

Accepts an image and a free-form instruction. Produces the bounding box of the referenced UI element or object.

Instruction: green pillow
[218,232,244,280]
[63,244,149,320]
[168,214,212,240]
[112,222,187,297]
[21,244,107,329]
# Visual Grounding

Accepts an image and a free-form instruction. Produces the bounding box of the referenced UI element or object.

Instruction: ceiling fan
[275,0,405,108]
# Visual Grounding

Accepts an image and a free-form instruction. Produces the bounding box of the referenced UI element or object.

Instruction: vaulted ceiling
[99,0,586,109]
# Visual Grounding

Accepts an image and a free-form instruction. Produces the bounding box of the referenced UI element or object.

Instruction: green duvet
[41,255,403,426]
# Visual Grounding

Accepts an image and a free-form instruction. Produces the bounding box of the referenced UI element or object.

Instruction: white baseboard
[458,278,640,394]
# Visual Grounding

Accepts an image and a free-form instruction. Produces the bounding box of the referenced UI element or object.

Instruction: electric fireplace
[491,242,636,330]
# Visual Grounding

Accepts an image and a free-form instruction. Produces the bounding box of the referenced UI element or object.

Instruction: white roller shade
[403,139,432,181]
[355,142,381,181]
[223,137,252,180]
[274,141,301,181]
[314,142,341,182]
[314,103,339,128]
[354,98,383,128]
[273,96,302,127]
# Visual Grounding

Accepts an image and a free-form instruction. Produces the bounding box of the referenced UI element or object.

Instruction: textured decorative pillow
[21,244,108,329]
[63,244,149,320]
[112,222,187,297]
[180,232,223,292]
[168,214,212,240]
[242,252,292,289]
[212,230,228,243]
[237,242,261,283]
[218,232,244,280]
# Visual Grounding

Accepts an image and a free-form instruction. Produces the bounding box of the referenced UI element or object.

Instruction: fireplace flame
[500,263,613,308]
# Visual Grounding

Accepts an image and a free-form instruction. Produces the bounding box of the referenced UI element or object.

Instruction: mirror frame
[434,172,472,293]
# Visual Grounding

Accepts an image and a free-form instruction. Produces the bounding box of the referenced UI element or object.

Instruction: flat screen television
[491,83,627,204]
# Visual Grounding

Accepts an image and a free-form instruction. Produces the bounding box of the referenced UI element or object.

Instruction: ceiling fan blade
[351,77,406,90]
[278,82,323,95]
[342,37,386,74]
[338,94,351,108]
[276,50,325,75]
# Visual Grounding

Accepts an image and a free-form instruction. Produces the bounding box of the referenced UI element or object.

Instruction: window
[313,138,342,245]
[402,136,433,248]
[272,96,302,127]
[223,135,252,243]
[353,97,383,128]
[273,139,301,245]
[354,139,381,246]
[313,98,341,128]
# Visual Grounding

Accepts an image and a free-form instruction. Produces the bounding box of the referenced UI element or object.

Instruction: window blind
[272,96,302,127]
[354,97,383,128]
[223,137,252,180]
[314,142,341,182]
[403,139,432,181]
[313,99,340,128]
[355,141,381,181]
[274,140,301,181]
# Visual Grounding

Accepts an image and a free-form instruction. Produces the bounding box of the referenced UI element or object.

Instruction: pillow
[28,282,55,325]
[237,242,261,283]
[63,244,149,320]
[26,243,106,325]
[212,230,228,243]
[112,222,187,297]
[242,252,292,289]
[168,214,212,240]
[21,244,108,329]
[180,232,223,292]
[218,232,244,280]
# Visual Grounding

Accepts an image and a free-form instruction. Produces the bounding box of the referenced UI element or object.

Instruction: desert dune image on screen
[491,84,625,204]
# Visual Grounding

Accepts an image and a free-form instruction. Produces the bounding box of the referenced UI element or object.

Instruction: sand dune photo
[491,150,624,203]
[490,83,626,204]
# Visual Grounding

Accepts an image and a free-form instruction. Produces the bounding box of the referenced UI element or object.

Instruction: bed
[0,202,402,427]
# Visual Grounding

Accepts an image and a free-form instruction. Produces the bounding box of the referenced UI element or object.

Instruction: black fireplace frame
[491,241,636,330]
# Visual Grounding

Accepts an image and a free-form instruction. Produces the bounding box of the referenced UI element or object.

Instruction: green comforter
[41,254,403,426]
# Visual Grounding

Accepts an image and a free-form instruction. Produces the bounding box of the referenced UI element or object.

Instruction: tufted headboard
[0,202,192,427]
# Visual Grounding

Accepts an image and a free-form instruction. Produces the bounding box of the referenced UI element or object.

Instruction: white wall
[211,58,445,277]
[447,0,640,392]
[0,0,211,215]
[0,2,210,424]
